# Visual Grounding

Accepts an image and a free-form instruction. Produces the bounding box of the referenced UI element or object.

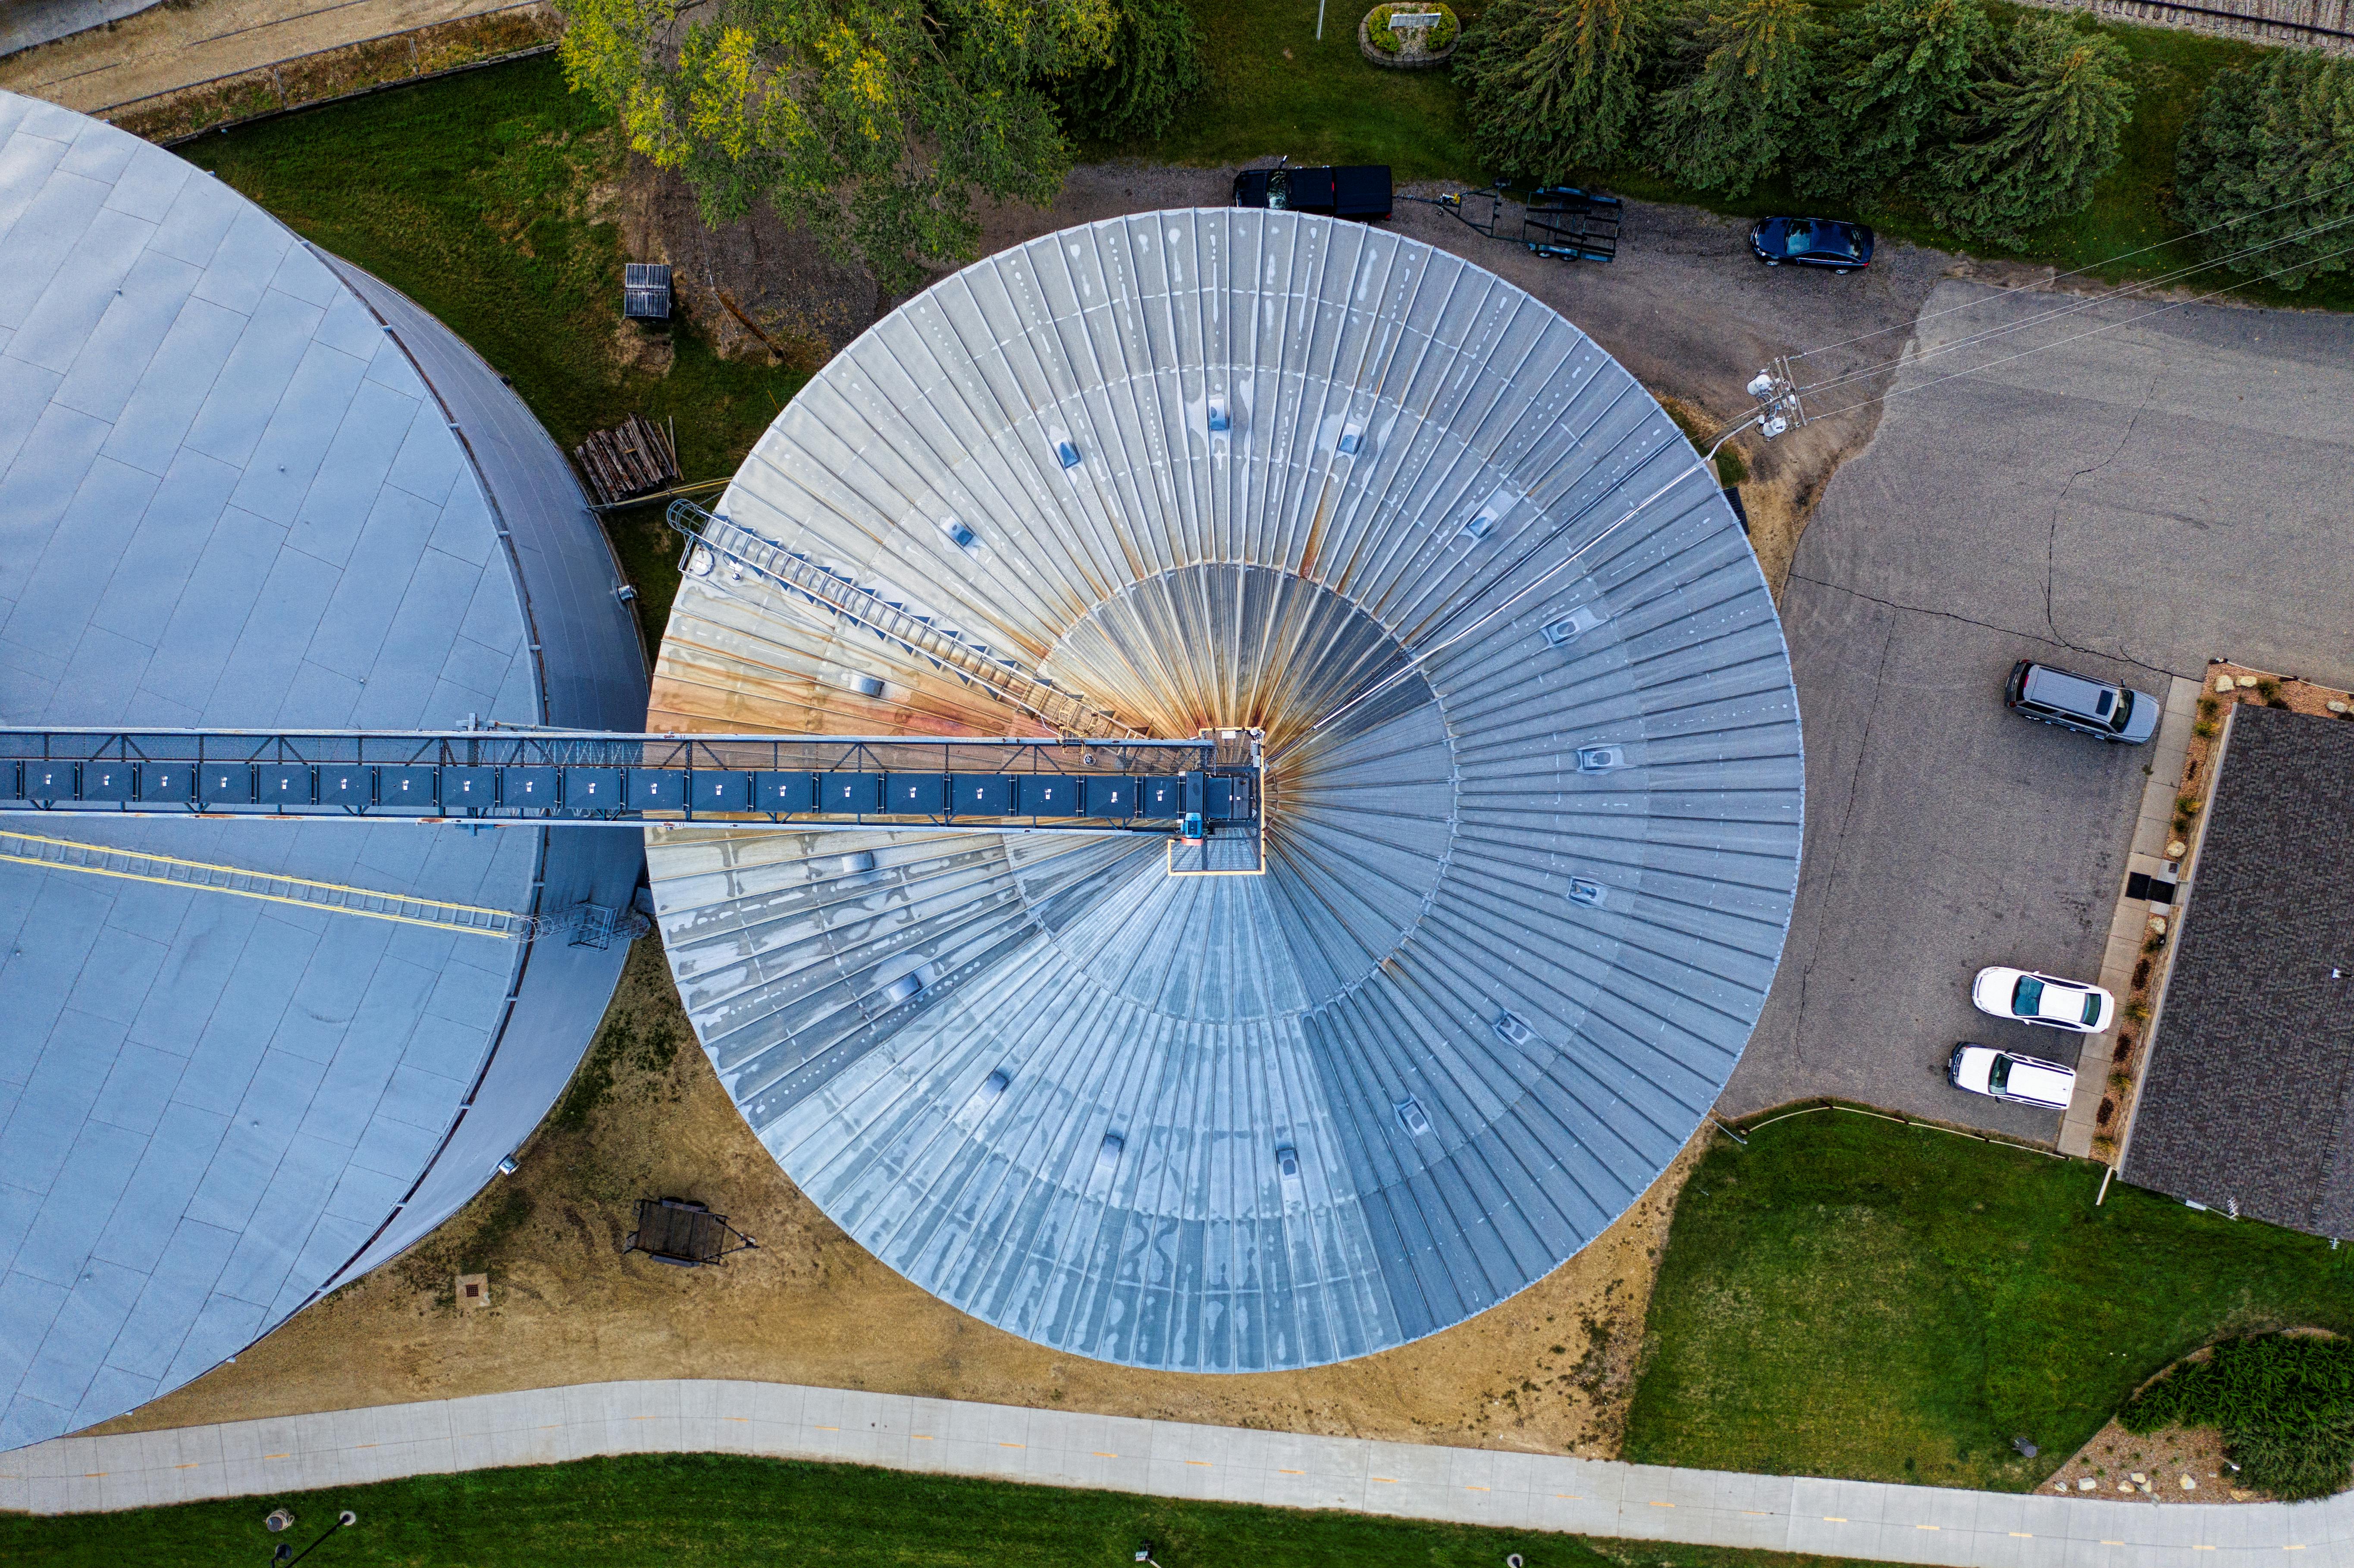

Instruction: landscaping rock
[2182,1475,2198,1489]
[2216,676,2235,694]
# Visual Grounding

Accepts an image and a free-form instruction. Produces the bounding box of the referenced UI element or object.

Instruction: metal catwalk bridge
[0,728,1263,839]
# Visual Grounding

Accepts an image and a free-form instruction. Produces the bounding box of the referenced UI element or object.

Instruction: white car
[1971,966,2116,1033]
[1949,1044,2076,1109]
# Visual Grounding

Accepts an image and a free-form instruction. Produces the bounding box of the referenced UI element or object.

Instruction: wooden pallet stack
[573,414,681,505]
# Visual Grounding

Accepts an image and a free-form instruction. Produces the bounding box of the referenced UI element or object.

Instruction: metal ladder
[0,829,525,938]
[668,500,1143,741]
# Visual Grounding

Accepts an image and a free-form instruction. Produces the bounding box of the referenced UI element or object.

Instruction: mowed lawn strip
[1624,1112,2354,1492]
[0,1452,1920,1567]
[178,55,807,648]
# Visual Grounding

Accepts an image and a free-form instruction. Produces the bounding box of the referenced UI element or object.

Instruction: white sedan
[1972,966,2115,1033]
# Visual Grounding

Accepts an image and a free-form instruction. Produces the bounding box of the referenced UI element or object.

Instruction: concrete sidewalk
[4,1378,2349,1565]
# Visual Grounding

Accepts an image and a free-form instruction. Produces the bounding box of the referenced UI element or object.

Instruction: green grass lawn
[1623,1111,2354,1492]
[1114,0,1482,179]
[178,56,808,646]
[0,1452,1918,1567]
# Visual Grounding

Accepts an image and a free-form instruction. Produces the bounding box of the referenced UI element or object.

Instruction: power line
[1799,232,2354,426]
[1788,170,2354,364]
[1790,210,2354,407]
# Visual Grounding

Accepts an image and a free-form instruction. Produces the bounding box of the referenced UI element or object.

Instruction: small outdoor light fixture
[1135,1543,1163,1566]
[269,1509,357,1565]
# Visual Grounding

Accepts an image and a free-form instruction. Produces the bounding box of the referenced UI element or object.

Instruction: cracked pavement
[1721,279,2354,1135]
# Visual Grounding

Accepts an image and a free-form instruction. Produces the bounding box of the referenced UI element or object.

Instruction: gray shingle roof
[2123,703,2354,1236]
[0,92,637,1449]
[645,210,1805,1370]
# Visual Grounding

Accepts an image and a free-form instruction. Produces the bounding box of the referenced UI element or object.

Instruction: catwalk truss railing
[0,728,1263,838]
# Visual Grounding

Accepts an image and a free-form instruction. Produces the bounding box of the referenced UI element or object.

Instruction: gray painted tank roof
[646,209,1803,1371]
[0,92,609,1448]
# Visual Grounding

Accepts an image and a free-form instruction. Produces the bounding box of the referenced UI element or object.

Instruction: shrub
[1053,0,1207,141]
[2257,678,2282,700]
[1457,0,1663,176]
[1647,0,1822,195]
[1802,0,1993,197]
[2122,1334,2354,1500]
[2177,51,2354,293]
[1926,14,2132,243]
[1368,2,1460,50]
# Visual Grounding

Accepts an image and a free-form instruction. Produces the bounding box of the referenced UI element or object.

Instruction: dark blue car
[1749,216,1874,273]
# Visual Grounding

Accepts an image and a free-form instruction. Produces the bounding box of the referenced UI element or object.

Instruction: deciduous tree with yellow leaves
[557,0,1116,292]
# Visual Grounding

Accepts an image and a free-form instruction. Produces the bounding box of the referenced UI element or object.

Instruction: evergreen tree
[2177,50,2354,292]
[556,0,1115,293]
[1457,0,1665,180]
[1646,0,1821,197]
[1802,0,1992,197]
[1928,14,2132,244]
[1052,0,1206,144]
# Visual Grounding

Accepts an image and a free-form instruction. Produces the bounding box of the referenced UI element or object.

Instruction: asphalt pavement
[1722,279,2354,1137]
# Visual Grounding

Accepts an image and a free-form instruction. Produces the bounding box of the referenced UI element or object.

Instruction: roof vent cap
[1395,1096,1432,1137]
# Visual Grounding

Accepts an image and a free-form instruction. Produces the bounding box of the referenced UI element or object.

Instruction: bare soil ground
[91,934,1706,1457]
[2042,1418,2255,1503]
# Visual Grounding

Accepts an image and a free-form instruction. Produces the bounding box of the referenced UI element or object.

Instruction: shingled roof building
[2122,703,2354,1237]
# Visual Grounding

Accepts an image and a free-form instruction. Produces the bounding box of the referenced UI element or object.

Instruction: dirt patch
[2042,1417,2255,1502]
[624,156,884,373]
[91,932,1702,1458]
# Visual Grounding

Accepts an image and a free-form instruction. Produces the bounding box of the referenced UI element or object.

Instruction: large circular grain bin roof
[646,209,1802,1371]
[0,91,645,1448]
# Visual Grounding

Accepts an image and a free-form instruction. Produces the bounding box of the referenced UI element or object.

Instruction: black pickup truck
[1232,161,1393,221]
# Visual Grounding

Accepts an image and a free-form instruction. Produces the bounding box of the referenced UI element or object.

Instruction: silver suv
[2004,660,2158,743]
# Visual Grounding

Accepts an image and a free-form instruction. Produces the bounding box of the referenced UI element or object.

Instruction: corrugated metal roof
[0,91,631,1449]
[645,209,1804,1370]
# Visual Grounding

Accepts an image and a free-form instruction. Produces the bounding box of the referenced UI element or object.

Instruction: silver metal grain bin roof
[646,208,1803,1371]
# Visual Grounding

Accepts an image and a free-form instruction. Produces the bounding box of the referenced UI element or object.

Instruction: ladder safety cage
[666,499,1145,742]
[0,729,1260,834]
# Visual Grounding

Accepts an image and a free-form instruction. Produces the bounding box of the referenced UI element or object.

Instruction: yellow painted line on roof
[1373,1477,1399,1484]
[1823,1517,1847,1523]
[2194,1546,2218,1552]
[1185,1461,1211,1468]
[0,834,517,937]
[2011,1533,2035,1539]
[814,1426,839,1432]
[725,1417,749,1424]
[1093,1452,1118,1458]
[354,1443,376,1450]
[172,1463,200,1470]
[263,1453,291,1460]
[83,1472,106,1478]
[1000,1442,1024,1449]
[1649,1500,1674,1508]
[1277,1468,1303,1474]
[2103,1540,2126,1547]
[1918,1524,1941,1530]
[1467,1485,1490,1493]
[631,1416,656,1421]
[1743,1510,1773,1517]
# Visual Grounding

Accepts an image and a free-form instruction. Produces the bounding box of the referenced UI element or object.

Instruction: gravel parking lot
[1723,280,2354,1137]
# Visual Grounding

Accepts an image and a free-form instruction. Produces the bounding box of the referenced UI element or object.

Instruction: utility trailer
[1417,183,1622,262]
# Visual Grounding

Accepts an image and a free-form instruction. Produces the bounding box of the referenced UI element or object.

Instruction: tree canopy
[1803,0,1992,196]
[1646,0,1821,196]
[1457,0,1667,180]
[1050,0,1205,144]
[1928,13,2131,242]
[556,0,1116,293]
[2177,50,2354,292]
